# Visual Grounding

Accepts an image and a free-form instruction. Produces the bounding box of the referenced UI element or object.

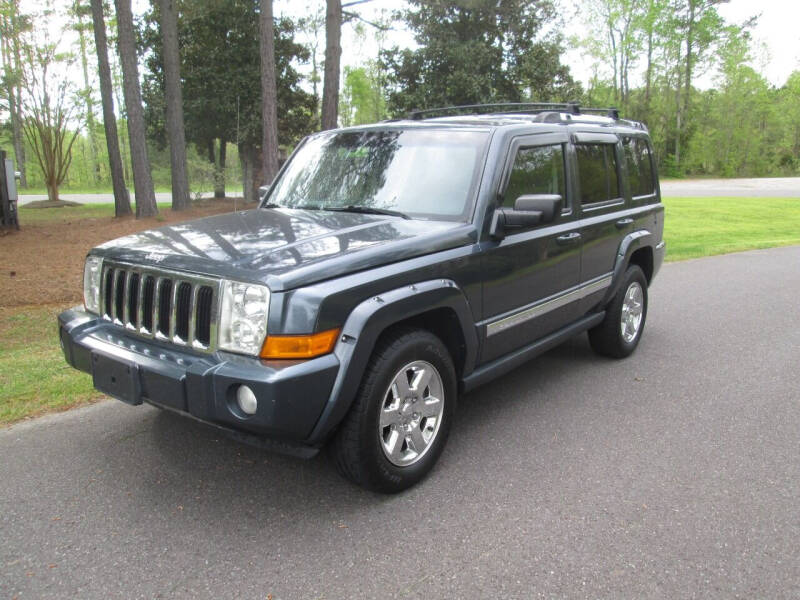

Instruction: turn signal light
[259,328,340,359]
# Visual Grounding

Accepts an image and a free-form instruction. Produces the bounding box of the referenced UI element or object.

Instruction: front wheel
[588,265,648,358]
[332,328,456,493]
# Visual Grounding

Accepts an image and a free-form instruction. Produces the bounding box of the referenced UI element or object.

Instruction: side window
[623,137,655,197]
[503,144,566,208]
[576,143,621,205]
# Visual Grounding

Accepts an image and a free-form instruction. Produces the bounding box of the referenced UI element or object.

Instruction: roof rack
[407,102,621,121]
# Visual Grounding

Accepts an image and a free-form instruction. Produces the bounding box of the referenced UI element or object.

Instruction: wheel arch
[603,230,654,304]
[305,279,478,445]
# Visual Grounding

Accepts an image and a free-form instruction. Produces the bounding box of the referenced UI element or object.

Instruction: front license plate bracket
[91,352,142,406]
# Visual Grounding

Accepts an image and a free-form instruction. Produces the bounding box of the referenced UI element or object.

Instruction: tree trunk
[240,143,257,205]
[114,0,157,217]
[46,181,59,204]
[160,0,190,210]
[216,138,226,198]
[259,0,280,184]
[644,29,653,113]
[91,0,131,216]
[321,0,342,130]
[77,19,100,186]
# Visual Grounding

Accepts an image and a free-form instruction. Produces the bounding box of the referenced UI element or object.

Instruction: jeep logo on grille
[145,253,167,263]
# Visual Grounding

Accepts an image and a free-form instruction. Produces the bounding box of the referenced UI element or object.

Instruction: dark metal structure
[0,149,20,230]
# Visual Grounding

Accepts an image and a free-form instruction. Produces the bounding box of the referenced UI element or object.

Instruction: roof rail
[407,102,621,121]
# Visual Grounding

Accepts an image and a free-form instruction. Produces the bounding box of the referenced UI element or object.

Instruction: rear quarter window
[623,137,656,198]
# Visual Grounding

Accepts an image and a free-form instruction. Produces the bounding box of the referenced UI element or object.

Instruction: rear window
[576,143,621,204]
[623,137,656,197]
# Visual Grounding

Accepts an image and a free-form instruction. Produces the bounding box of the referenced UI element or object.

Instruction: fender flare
[305,279,478,445]
[602,229,652,304]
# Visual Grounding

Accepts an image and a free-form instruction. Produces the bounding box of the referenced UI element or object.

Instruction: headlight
[218,280,270,356]
[83,256,103,314]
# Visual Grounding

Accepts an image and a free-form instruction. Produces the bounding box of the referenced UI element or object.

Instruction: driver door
[479,133,582,363]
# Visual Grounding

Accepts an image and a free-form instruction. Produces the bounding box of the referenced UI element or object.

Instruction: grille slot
[127,273,140,328]
[195,286,213,346]
[114,270,126,322]
[99,263,218,351]
[104,268,115,317]
[175,282,192,341]
[142,276,155,332]
[157,279,173,336]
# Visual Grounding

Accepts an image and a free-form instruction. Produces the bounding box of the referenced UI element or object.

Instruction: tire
[588,265,648,359]
[332,327,457,493]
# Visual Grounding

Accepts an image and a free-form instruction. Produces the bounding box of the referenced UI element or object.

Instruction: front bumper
[58,307,340,457]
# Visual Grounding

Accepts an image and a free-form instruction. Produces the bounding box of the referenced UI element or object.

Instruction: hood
[96,208,475,290]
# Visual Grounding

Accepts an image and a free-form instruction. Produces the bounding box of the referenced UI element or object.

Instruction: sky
[14,0,800,94]
[276,0,800,90]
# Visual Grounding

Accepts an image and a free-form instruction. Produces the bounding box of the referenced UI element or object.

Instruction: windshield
[264,129,489,220]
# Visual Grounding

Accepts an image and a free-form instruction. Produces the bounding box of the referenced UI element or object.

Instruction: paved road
[660,177,800,197]
[2,246,800,599]
[15,177,800,205]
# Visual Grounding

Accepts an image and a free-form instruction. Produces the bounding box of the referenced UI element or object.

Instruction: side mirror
[258,185,270,203]
[490,194,563,240]
[514,194,563,223]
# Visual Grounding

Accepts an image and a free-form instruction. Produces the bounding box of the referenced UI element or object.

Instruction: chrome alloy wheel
[379,360,445,467]
[621,281,644,343]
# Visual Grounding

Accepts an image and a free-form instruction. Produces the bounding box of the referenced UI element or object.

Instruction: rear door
[479,133,582,364]
[571,132,629,312]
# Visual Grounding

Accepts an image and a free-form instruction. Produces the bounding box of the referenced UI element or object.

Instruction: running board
[461,312,605,393]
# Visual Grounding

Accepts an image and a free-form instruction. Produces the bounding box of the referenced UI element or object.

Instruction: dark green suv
[59,103,665,492]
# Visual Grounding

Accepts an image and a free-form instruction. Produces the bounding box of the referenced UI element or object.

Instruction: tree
[299,3,324,121]
[90,0,131,216]
[669,0,727,169]
[0,0,28,187]
[339,64,385,126]
[141,0,315,203]
[18,28,80,204]
[70,0,100,186]
[382,0,581,116]
[159,0,189,210]
[259,0,279,183]
[321,0,341,129]
[114,0,157,217]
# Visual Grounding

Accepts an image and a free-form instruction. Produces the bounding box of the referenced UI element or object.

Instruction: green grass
[663,196,800,261]
[0,305,101,425]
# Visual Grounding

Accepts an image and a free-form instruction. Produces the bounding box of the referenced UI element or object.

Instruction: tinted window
[623,137,655,197]
[267,129,488,220]
[576,143,620,204]
[503,144,566,208]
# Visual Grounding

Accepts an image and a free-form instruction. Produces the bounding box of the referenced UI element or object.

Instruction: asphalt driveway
[2,246,799,599]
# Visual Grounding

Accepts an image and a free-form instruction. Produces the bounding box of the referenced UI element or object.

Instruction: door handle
[615,218,634,229]
[556,232,581,245]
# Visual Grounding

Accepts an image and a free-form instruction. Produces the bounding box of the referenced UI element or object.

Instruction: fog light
[236,385,258,415]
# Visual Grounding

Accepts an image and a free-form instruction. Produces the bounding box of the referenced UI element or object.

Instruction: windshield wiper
[326,205,411,220]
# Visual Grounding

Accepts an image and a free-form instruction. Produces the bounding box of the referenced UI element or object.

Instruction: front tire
[588,265,648,358]
[332,328,456,493]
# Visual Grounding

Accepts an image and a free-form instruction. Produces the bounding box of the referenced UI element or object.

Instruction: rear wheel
[332,328,456,493]
[588,265,648,358]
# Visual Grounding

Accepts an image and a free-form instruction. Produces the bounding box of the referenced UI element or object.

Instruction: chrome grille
[100,262,220,352]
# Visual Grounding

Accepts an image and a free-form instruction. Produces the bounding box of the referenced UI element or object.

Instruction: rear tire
[332,328,456,493]
[588,265,648,358]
